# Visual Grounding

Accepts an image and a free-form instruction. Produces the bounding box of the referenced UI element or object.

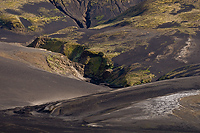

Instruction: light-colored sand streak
[133,90,200,119]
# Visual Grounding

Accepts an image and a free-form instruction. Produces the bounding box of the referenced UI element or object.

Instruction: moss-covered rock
[0,14,24,31]
[63,43,85,62]
[28,37,64,52]
[28,37,113,83]
[84,52,108,79]
[105,65,155,87]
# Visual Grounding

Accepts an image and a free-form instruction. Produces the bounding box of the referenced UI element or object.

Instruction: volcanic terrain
[1,0,200,132]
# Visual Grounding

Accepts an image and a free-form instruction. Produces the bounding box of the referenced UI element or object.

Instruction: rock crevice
[49,0,140,28]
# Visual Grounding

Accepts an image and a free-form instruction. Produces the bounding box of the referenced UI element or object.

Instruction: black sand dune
[45,76,200,118]
[0,56,109,110]
[0,76,200,132]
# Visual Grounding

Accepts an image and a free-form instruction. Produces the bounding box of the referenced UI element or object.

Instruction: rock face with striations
[49,0,144,28]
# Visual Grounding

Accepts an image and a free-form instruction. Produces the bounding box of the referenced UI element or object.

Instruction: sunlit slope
[0,54,108,110]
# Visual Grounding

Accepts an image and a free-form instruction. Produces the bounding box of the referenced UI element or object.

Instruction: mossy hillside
[105,66,128,87]
[21,9,63,32]
[0,0,68,33]
[63,45,112,80]
[159,64,200,80]
[41,39,63,52]
[0,0,45,10]
[28,37,81,57]
[49,26,84,41]
[103,0,148,25]
[126,69,155,86]
[86,56,102,76]
[84,52,111,80]
[105,64,155,87]
[93,0,200,34]
[24,6,64,31]
[84,0,200,62]
[28,37,65,52]
[83,28,151,60]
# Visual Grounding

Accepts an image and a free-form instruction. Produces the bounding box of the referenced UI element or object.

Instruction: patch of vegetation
[84,28,150,61]
[105,65,155,87]
[126,68,155,86]
[28,25,37,31]
[63,42,85,62]
[84,52,112,81]
[159,64,200,80]
[28,37,65,52]
[95,15,104,21]
[0,14,24,31]
[105,65,128,87]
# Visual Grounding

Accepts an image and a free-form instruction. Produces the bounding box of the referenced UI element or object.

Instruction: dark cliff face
[49,0,144,28]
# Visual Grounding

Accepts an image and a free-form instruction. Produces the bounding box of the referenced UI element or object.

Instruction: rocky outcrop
[28,37,113,84]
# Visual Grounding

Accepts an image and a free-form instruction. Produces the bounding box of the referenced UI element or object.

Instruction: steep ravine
[49,0,143,28]
[49,0,90,28]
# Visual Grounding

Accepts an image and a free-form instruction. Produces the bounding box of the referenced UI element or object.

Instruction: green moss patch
[63,43,84,62]
[126,69,155,86]
[0,14,24,30]
[28,37,64,52]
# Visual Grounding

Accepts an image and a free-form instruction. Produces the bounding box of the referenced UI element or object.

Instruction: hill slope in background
[1,0,200,87]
